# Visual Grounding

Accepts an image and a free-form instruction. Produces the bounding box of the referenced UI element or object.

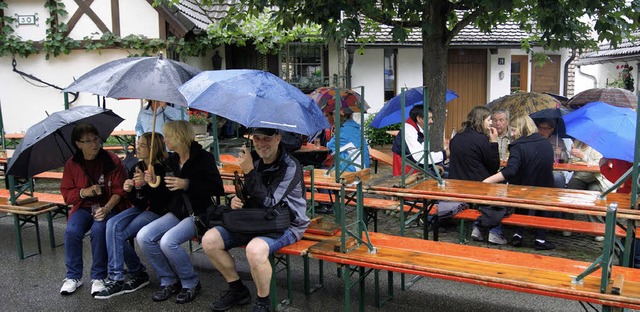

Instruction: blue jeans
[215,226,298,254]
[136,213,198,288]
[106,207,159,281]
[64,207,117,280]
[473,221,503,235]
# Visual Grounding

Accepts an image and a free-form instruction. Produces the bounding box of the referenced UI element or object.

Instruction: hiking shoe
[534,240,556,250]
[176,281,201,304]
[488,232,507,245]
[251,300,271,312]
[94,280,132,299]
[471,227,483,241]
[152,283,181,302]
[511,234,523,247]
[91,279,107,296]
[562,231,572,237]
[210,286,251,311]
[126,271,150,293]
[60,278,82,295]
[594,236,605,242]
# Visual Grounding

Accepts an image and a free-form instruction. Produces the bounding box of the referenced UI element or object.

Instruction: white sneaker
[562,231,572,237]
[488,232,508,245]
[471,227,483,241]
[594,236,605,242]
[60,278,82,295]
[91,279,107,296]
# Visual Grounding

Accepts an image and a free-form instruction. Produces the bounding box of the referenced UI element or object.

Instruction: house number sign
[15,13,39,26]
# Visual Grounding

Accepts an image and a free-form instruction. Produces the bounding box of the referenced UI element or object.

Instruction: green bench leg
[13,214,42,259]
[374,270,394,307]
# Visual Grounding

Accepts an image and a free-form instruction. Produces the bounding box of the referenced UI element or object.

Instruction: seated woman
[484,114,555,250]
[535,118,567,188]
[326,112,370,173]
[136,120,224,304]
[59,123,128,296]
[95,132,170,299]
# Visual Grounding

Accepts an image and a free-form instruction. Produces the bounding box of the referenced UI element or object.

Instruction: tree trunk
[422,0,449,151]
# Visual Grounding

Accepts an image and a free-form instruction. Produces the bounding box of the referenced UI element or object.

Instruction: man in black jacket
[202,127,309,312]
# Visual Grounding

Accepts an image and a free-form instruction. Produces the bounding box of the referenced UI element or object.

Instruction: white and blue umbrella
[179,70,330,136]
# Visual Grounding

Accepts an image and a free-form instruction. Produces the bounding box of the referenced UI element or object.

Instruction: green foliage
[364,113,400,147]
[43,0,79,60]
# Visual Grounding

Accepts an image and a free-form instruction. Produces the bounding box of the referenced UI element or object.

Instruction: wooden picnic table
[500,159,600,173]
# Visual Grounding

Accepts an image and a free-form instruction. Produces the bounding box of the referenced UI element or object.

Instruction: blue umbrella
[370,87,458,128]
[562,101,636,162]
[179,70,330,136]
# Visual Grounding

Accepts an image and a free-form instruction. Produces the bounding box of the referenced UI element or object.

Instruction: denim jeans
[64,207,117,280]
[136,213,198,288]
[106,207,159,281]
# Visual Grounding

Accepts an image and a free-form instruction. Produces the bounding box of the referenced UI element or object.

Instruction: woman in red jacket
[59,123,128,296]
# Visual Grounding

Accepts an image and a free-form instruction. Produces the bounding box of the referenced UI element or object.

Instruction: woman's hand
[123,179,134,192]
[143,169,156,184]
[230,195,244,210]
[488,127,498,142]
[570,148,584,159]
[164,176,187,191]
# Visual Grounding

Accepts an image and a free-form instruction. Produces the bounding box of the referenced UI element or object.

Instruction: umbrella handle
[148,175,161,188]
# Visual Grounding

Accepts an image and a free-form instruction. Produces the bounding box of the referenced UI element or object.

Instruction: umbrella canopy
[567,88,638,110]
[370,87,459,129]
[487,92,560,117]
[64,54,201,106]
[309,87,369,115]
[562,101,636,162]
[7,106,123,178]
[179,70,330,136]
[529,107,571,138]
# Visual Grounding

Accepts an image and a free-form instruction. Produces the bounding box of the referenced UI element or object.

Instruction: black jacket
[501,133,554,187]
[166,142,225,219]
[126,161,170,216]
[448,129,500,181]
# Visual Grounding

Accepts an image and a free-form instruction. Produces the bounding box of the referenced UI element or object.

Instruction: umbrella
[487,92,560,117]
[529,107,571,138]
[567,88,638,110]
[562,101,636,162]
[179,69,330,136]
[370,87,459,129]
[309,87,369,115]
[64,53,201,106]
[7,106,123,178]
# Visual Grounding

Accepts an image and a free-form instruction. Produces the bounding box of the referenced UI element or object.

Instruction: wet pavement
[0,142,616,312]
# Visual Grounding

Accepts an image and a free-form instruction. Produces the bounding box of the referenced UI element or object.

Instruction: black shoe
[152,283,181,302]
[126,271,150,293]
[210,286,251,311]
[94,279,132,299]
[251,300,271,312]
[511,234,523,247]
[176,281,201,304]
[534,240,556,250]
[315,205,334,214]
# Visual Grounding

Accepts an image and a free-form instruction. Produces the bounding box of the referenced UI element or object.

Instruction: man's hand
[82,184,102,197]
[238,144,254,174]
[230,195,244,210]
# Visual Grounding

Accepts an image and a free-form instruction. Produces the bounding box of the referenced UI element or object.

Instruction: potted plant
[188,109,210,134]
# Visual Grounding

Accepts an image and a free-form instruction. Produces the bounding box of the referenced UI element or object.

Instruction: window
[384,49,397,101]
[280,43,326,92]
[510,55,528,93]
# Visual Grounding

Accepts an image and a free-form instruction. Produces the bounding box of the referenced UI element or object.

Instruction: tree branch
[446,9,483,45]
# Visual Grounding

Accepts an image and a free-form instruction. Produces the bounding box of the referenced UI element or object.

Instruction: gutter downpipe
[578,64,598,89]
[563,50,576,96]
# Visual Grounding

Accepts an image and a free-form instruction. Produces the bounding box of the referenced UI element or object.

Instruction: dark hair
[409,105,433,123]
[140,132,168,164]
[534,118,556,129]
[71,123,99,151]
[460,106,491,135]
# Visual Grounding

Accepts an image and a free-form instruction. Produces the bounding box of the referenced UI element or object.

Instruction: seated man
[391,105,448,176]
[202,127,310,312]
[491,108,510,161]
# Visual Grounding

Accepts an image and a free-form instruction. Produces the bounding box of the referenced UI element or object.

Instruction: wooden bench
[309,232,640,311]
[368,148,393,174]
[33,171,63,180]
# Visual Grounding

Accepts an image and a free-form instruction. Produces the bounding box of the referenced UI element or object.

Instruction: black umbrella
[529,107,571,138]
[7,106,124,178]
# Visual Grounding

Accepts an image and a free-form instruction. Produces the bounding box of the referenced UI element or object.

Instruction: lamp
[211,51,222,70]
[499,70,505,80]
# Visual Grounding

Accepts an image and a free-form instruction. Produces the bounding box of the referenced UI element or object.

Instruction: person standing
[449,106,502,244]
[135,100,186,137]
[484,114,556,250]
[136,120,224,304]
[203,128,310,312]
[491,109,510,161]
[59,123,128,296]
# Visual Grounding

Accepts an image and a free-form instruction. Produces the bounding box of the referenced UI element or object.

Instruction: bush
[364,113,400,147]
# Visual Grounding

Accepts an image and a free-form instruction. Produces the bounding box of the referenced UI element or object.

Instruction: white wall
[351,49,385,113]
[395,48,423,93]
[487,49,512,102]
[574,62,640,96]
[5,0,48,41]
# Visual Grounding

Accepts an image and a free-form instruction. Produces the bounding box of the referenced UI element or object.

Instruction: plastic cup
[91,204,102,221]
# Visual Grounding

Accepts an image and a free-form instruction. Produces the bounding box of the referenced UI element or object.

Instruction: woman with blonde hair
[484,114,555,250]
[96,132,170,299]
[136,120,224,304]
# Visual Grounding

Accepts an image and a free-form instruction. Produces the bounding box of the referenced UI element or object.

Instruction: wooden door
[532,55,561,94]
[510,55,529,93]
[445,49,488,138]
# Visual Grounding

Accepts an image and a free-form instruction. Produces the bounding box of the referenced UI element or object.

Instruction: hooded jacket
[449,128,500,181]
[501,133,554,187]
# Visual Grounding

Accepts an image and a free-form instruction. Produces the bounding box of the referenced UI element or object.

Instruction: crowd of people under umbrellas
[54,91,636,312]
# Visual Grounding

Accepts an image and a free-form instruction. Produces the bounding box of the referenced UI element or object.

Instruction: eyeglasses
[538,126,554,131]
[77,137,101,145]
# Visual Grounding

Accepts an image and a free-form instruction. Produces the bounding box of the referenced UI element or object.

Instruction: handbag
[182,194,223,241]
[222,203,291,234]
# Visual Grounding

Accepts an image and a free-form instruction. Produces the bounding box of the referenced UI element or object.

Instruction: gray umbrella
[7,106,124,178]
[64,54,201,106]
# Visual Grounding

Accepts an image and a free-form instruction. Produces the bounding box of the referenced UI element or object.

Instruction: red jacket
[60,149,128,217]
[600,159,632,194]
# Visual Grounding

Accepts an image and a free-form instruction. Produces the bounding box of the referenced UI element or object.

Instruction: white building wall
[395,48,423,94]
[574,62,640,96]
[351,49,385,114]
[487,49,512,102]
[5,0,49,41]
